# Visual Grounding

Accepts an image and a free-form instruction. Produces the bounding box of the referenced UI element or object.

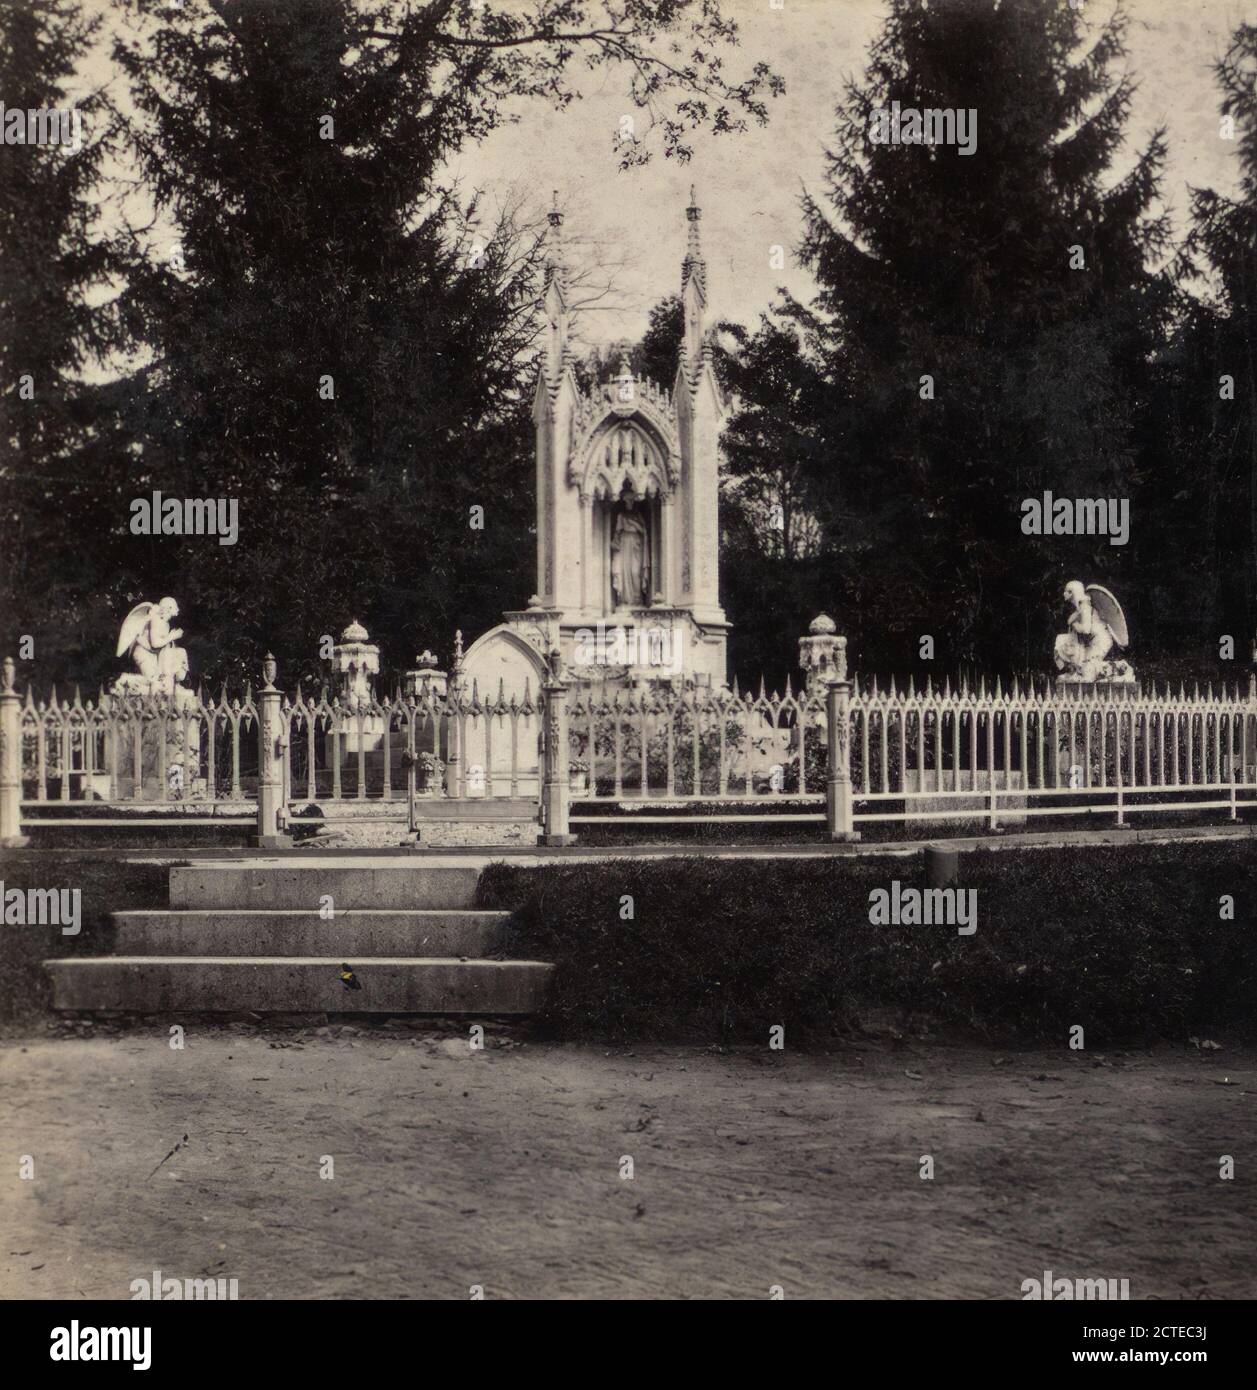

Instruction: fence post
[825,636,859,841]
[541,653,573,846]
[255,653,291,849]
[1245,673,1257,789]
[0,657,28,847]
[444,630,463,797]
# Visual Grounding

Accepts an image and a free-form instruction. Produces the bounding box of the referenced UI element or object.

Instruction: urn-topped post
[541,647,574,845]
[799,613,843,697]
[403,649,448,703]
[330,619,384,757]
[331,619,380,708]
[822,634,859,841]
[254,652,291,848]
[0,656,28,846]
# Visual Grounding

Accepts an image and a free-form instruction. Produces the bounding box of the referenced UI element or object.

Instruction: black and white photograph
[1,0,1255,1348]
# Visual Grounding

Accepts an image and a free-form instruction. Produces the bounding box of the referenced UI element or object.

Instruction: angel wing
[1086,585,1128,648]
[115,602,153,658]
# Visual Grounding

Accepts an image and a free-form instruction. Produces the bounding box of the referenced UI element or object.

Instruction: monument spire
[681,184,706,297]
[680,186,707,375]
[542,189,570,386]
[544,189,566,291]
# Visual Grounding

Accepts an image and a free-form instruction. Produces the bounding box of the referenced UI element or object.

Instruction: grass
[0,853,172,1027]
[479,841,1257,1046]
[5,838,1255,1048]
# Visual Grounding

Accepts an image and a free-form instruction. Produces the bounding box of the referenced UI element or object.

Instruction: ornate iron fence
[278,682,542,806]
[848,676,1257,827]
[564,680,827,813]
[4,665,257,828]
[2,647,1254,845]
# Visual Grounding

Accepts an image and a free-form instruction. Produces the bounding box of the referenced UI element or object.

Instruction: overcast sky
[447,0,1257,349]
[71,0,1257,355]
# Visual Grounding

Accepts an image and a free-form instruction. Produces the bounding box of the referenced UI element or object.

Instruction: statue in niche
[610,499,651,608]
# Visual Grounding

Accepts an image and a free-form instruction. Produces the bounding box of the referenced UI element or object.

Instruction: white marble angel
[1053,581,1134,683]
[114,597,189,697]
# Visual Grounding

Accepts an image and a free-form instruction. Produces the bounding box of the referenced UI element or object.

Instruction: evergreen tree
[107,0,781,685]
[718,314,835,683]
[1179,24,1257,654]
[0,0,126,678]
[794,0,1171,670]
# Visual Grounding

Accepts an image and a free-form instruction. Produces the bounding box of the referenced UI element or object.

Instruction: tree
[716,313,835,684]
[103,0,782,686]
[0,0,127,679]
[1178,24,1257,652]
[793,0,1171,671]
[721,314,829,563]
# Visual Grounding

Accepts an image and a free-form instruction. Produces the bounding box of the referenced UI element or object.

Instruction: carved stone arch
[575,413,675,501]
[460,624,550,691]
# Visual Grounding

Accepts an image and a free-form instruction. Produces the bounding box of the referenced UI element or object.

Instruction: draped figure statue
[610,501,650,608]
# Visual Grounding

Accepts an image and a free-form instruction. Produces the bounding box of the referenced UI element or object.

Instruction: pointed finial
[682,186,706,298]
[545,193,566,277]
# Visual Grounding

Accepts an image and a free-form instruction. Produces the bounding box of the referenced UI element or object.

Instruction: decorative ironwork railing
[846,675,1257,824]
[16,684,257,807]
[565,679,827,800]
[279,682,542,804]
[3,650,1255,842]
[561,673,1257,830]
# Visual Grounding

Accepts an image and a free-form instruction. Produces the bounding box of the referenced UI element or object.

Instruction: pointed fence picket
[4,656,1255,840]
[9,681,257,828]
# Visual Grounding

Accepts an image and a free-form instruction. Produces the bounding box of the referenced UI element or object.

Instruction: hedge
[478,842,1257,1045]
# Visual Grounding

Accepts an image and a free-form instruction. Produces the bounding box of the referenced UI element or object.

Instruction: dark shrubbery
[0,854,171,1026]
[479,843,1257,1045]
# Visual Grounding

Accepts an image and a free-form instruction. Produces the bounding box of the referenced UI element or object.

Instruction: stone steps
[112,909,509,958]
[47,861,549,1017]
[170,863,480,909]
[46,957,552,1014]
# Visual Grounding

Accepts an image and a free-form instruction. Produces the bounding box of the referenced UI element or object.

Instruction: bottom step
[46,957,554,1015]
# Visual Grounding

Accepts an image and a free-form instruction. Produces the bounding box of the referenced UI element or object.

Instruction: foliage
[758,0,1173,673]
[0,0,132,677]
[479,842,1257,1044]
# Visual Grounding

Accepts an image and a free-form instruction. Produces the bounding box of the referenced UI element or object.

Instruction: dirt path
[2,1030,1254,1300]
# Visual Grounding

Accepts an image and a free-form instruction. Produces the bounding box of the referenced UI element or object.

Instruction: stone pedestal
[114,707,203,801]
[403,651,447,764]
[1055,677,1140,698]
[799,614,844,699]
[331,620,383,753]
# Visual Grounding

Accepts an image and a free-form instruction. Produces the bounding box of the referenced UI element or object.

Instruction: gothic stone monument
[460,190,730,707]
